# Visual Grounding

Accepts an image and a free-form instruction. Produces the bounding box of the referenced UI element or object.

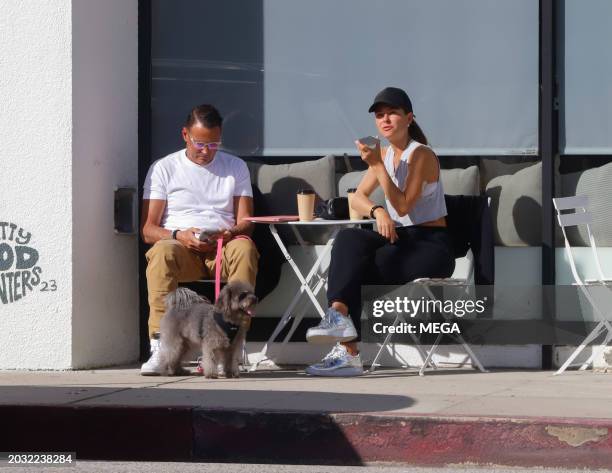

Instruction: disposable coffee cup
[347,188,361,220]
[297,189,315,221]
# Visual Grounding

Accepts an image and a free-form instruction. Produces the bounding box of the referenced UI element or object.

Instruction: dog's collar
[213,311,240,343]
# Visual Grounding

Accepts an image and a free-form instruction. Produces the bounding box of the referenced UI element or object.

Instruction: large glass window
[559,0,612,155]
[151,0,538,158]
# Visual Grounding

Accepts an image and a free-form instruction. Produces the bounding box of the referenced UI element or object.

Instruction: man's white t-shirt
[143,149,253,233]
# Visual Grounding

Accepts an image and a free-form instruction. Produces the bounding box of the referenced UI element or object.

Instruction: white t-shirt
[143,149,253,233]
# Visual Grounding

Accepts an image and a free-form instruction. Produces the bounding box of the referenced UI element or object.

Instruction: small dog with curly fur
[158,281,257,378]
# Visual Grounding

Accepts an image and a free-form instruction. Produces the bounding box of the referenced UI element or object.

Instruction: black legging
[326,226,455,341]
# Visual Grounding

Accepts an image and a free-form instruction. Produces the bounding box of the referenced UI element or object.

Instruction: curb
[2,406,611,468]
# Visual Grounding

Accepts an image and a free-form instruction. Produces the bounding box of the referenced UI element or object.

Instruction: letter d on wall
[15,246,39,270]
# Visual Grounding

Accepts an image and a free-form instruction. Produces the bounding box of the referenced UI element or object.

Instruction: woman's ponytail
[409,120,428,145]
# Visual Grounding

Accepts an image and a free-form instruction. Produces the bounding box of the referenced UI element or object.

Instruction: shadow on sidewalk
[0,385,413,413]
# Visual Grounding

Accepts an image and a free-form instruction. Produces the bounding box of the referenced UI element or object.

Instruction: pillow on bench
[485,162,542,247]
[247,154,337,244]
[562,161,612,246]
[337,165,480,209]
[247,154,336,214]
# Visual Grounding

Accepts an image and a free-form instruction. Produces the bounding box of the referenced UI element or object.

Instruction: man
[140,104,259,375]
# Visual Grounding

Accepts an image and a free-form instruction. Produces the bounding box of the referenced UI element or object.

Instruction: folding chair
[369,250,488,375]
[553,195,612,375]
[369,195,492,375]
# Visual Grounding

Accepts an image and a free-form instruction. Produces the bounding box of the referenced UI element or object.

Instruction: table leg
[250,225,338,370]
[270,224,336,318]
[267,228,339,361]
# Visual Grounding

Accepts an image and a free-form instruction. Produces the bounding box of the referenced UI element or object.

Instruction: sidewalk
[1,367,611,468]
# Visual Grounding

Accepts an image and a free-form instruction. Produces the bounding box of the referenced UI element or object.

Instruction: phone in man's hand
[197,231,213,242]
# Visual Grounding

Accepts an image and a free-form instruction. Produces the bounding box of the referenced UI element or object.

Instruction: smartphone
[197,231,212,242]
[357,135,380,148]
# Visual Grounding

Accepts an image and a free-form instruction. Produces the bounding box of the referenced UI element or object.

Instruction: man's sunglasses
[188,134,222,151]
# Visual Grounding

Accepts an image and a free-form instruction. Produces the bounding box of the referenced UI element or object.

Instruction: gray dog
[158,281,257,378]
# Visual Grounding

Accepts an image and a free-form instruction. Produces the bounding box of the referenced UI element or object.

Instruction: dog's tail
[166,287,209,311]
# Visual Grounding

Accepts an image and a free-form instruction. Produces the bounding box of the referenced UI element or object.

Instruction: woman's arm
[350,167,379,217]
[350,148,399,243]
[361,144,438,217]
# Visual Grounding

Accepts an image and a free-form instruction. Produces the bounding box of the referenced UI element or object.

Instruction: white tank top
[383,140,447,227]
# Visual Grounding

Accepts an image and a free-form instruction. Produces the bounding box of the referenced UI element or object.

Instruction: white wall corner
[71,0,139,368]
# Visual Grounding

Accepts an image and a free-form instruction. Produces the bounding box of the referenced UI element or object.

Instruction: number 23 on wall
[40,280,57,291]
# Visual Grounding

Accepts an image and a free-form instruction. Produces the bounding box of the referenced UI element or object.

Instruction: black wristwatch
[370,205,384,219]
[171,229,180,240]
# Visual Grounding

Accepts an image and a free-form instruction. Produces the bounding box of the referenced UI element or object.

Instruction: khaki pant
[145,238,259,338]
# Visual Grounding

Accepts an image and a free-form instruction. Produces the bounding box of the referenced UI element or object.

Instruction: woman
[305,87,455,376]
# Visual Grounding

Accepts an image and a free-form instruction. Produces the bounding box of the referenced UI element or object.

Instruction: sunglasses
[188,133,222,151]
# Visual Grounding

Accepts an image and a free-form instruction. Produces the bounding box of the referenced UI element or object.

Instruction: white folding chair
[369,250,488,375]
[553,195,612,375]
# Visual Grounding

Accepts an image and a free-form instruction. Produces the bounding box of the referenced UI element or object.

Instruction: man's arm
[141,199,171,244]
[141,199,215,253]
[230,195,255,237]
[207,195,254,244]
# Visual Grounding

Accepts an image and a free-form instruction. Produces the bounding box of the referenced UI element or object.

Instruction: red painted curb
[334,414,612,468]
[193,410,612,468]
[1,405,611,468]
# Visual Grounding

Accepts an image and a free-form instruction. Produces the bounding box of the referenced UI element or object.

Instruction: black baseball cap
[368,87,413,113]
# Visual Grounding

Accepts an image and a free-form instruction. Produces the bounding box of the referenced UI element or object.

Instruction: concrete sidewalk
[1,367,611,468]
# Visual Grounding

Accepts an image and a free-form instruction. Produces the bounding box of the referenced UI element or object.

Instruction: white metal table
[247,217,375,369]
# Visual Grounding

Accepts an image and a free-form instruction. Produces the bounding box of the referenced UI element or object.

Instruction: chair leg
[419,333,443,376]
[410,333,438,370]
[459,336,488,373]
[369,320,438,373]
[578,326,612,371]
[554,321,605,375]
[419,283,486,374]
[368,316,400,373]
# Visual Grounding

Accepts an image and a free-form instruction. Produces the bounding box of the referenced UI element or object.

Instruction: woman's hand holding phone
[355,136,383,168]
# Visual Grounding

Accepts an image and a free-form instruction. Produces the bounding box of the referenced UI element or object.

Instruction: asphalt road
[0,462,610,473]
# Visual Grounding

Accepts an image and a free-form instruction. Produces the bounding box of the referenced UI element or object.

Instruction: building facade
[1,0,611,369]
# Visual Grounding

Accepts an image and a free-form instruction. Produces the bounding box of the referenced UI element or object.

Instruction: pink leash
[198,234,253,376]
[214,237,223,301]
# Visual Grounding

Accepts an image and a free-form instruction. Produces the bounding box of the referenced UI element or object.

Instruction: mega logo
[0,221,49,304]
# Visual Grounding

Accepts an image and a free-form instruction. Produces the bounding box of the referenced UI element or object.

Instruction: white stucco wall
[0,1,73,369]
[0,0,138,369]
[71,0,139,368]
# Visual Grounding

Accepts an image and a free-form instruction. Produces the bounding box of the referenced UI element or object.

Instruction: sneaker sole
[305,366,364,377]
[306,328,357,344]
[140,370,161,376]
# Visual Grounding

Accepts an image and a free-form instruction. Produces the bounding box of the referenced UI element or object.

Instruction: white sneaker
[306,307,357,344]
[140,338,163,376]
[305,343,364,377]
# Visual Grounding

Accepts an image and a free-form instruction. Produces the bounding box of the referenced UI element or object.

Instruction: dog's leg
[214,348,229,378]
[200,346,217,379]
[227,333,245,378]
[165,339,190,376]
[225,348,240,378]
